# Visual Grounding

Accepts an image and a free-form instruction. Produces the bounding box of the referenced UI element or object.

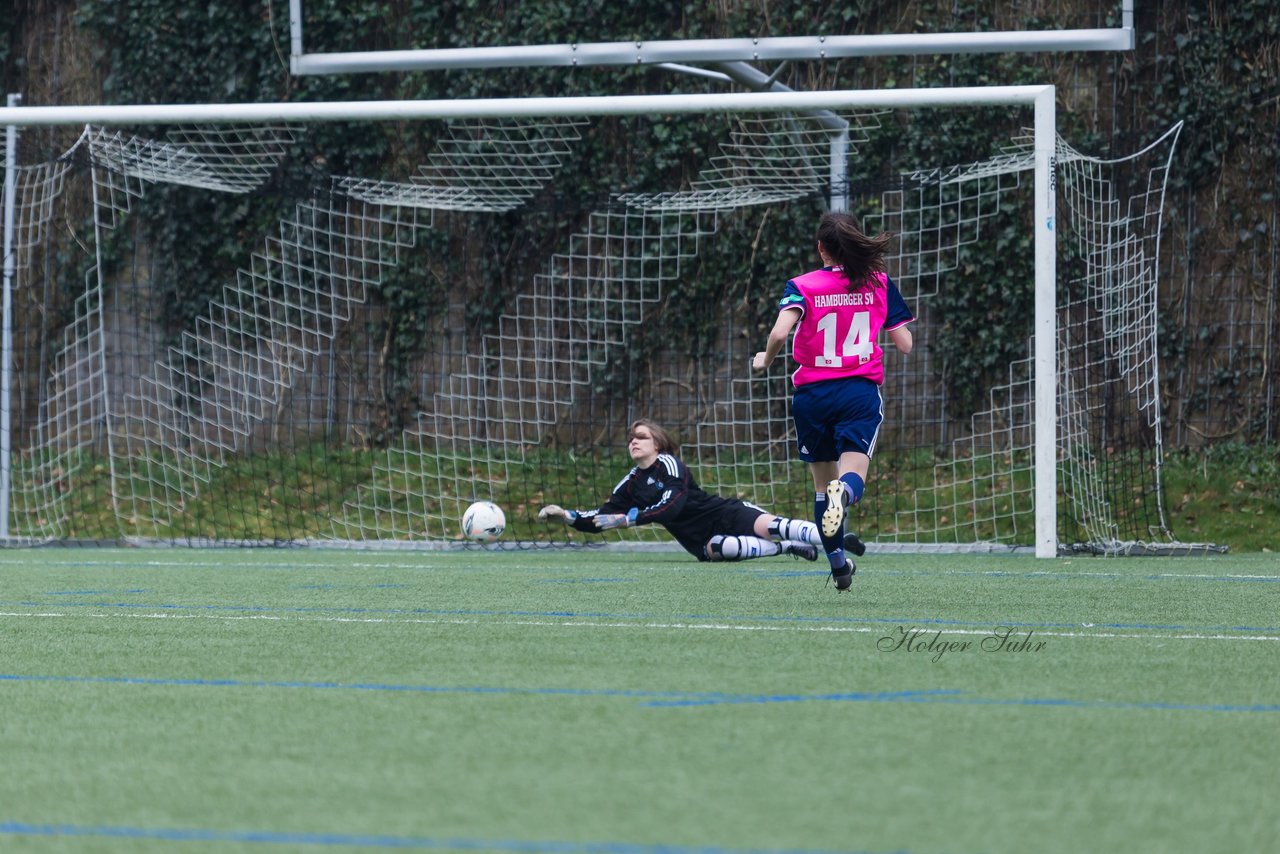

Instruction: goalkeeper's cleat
[821,479,849,538]
[782,541,818,561]
[831,559,856,592]
[843,531,867,557]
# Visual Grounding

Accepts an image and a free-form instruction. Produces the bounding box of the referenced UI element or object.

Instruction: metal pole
[1032,88,1058,558]
[1,93,21,540]
[829,128,849,212]
[713,62,848,130]
[290,30,1136,75]
[0,87,1054,127]
[288,0,305,75]
[713,62,849,211]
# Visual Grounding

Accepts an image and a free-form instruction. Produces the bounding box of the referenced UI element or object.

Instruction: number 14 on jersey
[814,310,872,367]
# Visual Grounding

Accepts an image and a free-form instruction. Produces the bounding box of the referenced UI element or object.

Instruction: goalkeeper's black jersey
[569,453,764,559]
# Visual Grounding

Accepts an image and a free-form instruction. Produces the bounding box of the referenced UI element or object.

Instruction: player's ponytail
[816,211,894,288]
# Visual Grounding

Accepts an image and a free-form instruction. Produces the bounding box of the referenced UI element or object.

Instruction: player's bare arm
[752,306,802,370]
[888,324,913,354]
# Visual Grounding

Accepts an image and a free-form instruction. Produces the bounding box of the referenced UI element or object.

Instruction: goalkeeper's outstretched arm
[538,503,636,532]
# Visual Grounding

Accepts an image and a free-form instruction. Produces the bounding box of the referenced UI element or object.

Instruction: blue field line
[0,673,736,703]
[642,689,964,708]
[0,823,901,854]
[536,578,634,584]
[744,570,828,579]
[3,673,1277,715]
[870,568,1280,583]
[919,696,1280,713]
[749,567,1280,583]
[5,597,1277,636]
[642,690,1280,714]
[291,583,410,590]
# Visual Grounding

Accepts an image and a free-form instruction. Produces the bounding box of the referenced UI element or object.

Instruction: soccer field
[1,547,1277,853]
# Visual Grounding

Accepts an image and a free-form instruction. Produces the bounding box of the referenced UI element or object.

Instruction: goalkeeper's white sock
[768,516,819,544]
[706,535,782,561]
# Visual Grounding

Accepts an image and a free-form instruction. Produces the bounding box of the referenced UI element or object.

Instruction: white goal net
[0,92,1190,553]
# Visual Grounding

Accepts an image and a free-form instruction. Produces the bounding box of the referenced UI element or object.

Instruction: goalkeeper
[538,419,864,564]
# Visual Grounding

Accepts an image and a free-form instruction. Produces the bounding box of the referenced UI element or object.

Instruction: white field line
[0,556,1276,581]
[0,609,1277,642]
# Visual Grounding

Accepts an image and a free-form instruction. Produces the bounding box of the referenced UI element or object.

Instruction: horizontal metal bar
[0,86,1052,128]
[653,63,733,83]
[714,61,846,131]
[290,30,1133,75]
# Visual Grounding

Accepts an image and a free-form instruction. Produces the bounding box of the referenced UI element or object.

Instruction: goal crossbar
[0,86,1059,556]
[0,87,1050,126]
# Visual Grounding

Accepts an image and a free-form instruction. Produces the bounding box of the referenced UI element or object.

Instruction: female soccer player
[752,211,914,591]
[538,419,828,563]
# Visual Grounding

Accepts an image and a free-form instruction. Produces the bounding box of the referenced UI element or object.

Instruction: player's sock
[840,472,865,505]
[706,535,781,561]
[768,515,820,545]
[814,492,846,570]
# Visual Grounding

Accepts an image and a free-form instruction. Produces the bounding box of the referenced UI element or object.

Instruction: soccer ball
[461,500,506,543]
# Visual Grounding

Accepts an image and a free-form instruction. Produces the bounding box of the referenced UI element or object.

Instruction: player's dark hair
[629,419,678,455]
[816,211,894,288]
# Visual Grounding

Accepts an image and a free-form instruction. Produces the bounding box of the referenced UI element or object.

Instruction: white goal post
[0,86,1059,556]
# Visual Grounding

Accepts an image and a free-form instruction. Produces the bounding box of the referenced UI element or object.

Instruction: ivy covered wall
[3,0,1278,446]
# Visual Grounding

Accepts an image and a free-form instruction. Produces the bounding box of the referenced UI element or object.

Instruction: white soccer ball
[461,500,506,543]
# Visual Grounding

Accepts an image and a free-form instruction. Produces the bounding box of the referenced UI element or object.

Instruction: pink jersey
[784,268,910,387]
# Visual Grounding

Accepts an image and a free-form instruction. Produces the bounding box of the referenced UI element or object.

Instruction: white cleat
[821,479,848,539]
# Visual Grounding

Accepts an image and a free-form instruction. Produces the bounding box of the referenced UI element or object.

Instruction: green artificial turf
[0,547,1277,853]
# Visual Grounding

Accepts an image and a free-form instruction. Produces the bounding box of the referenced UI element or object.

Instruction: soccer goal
[0,87,1191,555]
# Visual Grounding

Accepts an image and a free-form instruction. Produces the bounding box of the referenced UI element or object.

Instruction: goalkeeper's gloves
[593,509,638,530]
[537,505,580,524]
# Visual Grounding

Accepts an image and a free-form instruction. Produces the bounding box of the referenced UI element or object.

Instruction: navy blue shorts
[791,377,884,463]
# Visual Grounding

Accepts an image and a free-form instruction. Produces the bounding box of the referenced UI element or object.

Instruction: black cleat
[843,532,867,557]
[783,541,819,561]
[831,559,856,592]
